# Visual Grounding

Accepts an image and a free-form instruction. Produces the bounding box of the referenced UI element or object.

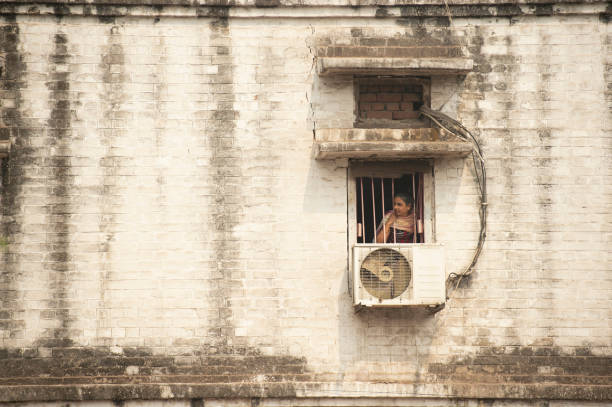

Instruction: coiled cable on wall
[418,106,487,299]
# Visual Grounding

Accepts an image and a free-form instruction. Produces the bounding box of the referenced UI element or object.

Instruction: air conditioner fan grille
[360,248,411,300]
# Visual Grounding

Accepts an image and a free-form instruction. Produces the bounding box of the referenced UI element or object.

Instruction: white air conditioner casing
[353,244,446,307]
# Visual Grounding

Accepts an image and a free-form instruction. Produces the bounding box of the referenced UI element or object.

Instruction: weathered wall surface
[0,1,610,404]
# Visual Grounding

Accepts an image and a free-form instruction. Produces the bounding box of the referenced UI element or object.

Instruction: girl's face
[393,197,411,217]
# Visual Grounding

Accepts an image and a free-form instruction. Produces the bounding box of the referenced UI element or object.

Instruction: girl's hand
[385,213,396,226]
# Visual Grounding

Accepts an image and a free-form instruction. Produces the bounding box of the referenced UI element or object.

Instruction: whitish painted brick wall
[0,4,610,404]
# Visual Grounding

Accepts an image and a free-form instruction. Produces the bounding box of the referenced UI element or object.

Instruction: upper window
[354,76,430,129]
[349,161,434,245]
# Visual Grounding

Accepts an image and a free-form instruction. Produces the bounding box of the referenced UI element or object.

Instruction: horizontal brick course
[364,110,393,119]
[392,110,420,120]
[376,92,402,102]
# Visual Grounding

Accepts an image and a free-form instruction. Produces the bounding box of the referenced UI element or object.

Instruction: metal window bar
[418,173,424,241]
[412,173,416,243]
[391,178,396,243]
[356,175,425,244]
[358,177,364,240]
[371,178,376,243]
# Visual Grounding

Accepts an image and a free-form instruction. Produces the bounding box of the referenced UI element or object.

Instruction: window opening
[355,77,430,129]
[356,174,425,244]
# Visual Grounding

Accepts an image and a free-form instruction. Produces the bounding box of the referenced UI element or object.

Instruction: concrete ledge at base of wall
[0,0,606,7]
[0,2,608,19]
[317,58,474,77]
[1,382,611,403]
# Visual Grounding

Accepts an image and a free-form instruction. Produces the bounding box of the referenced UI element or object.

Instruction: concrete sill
[314,128,472,160]
[317,57,474,76]
[315,141,472,159]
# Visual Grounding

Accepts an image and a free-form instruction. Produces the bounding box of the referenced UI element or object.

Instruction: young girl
[375,193,415,243]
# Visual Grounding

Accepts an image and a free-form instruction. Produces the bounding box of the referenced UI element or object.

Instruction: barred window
[356,174,425,244]
[349,162,433,246]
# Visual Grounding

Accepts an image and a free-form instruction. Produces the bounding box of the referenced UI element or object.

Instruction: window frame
[348,160,435,248]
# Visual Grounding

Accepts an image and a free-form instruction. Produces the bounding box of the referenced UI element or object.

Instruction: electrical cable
[418,106,487,299]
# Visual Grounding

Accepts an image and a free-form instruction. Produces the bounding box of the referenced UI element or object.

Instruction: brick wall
[357,78,424,121]
[0,2,610,405]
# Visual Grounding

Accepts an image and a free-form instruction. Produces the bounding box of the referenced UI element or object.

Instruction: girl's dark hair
[394,175,415,207]
[394,192,413,206]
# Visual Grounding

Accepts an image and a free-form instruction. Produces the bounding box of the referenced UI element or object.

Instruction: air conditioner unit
[353,244,446,307]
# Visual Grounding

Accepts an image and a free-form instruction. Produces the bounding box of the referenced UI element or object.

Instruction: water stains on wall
[0,7,610,404]
[40,31,76,346]
[0,345,310,401]
[0,17,29,343]
[428,346,612,399]
[95,24,126,344]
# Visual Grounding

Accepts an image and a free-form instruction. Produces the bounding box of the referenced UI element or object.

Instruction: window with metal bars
[355,174,425,244]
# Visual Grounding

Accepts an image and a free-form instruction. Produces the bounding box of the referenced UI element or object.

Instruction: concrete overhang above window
[314,128,472,160]
[317,57,474,76]
[0,140,9,158]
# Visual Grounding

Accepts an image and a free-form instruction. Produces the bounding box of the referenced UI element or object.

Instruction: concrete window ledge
[0,140,9,158]
[317,57,474,76]
[314,128,472,160]
[315,141,473,159]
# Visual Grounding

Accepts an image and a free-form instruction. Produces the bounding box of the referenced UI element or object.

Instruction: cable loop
[418,106,488,299]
